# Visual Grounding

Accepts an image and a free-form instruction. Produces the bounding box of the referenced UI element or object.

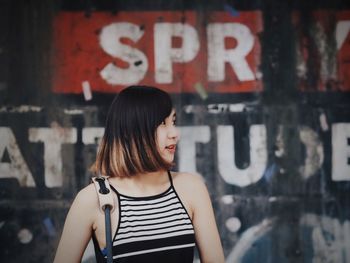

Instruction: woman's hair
[92,85,174,177]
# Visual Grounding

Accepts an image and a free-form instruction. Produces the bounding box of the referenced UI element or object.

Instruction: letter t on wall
[29,127,77,188]
[178,126,210,174]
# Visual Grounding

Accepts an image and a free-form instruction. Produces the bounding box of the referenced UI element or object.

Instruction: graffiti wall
[0,0,350,262]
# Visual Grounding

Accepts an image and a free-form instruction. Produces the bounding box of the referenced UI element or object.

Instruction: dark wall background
[1,0,350,262]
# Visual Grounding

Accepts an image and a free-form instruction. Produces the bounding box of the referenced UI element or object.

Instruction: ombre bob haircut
[93,85,174,177]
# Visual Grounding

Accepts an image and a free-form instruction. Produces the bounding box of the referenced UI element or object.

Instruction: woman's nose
[168,125,179,140]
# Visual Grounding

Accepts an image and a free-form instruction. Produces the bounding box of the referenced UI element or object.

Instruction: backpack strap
[91,175,115,213]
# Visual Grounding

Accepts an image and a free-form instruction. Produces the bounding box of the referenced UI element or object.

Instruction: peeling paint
[301,214,350,263]
[183,103,247,114]
[224,4,240,17]
[43,217,56,237]
[194,82,208,100]
[319,112,329,131]
[226,218,276,263]
[17,228,33,244]
[63,109,84,115]
[221,195,235,205]
[226,217,242,232]
[82,81,92,101]
[0,105,42,113]
[299,126,324,180]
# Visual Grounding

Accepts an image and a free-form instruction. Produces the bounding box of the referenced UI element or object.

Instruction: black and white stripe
[111,187,196,259]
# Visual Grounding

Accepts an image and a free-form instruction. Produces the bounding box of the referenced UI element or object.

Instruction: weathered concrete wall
[1,0,350,262]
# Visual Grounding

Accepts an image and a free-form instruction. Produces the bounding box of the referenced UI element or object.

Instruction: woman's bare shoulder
[171,171,203,184]
[71,183,99,211]
[171,172,207,196]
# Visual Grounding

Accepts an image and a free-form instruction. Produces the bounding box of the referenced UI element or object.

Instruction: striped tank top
[92,171,196,263]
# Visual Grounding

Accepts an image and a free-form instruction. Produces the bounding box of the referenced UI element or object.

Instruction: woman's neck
[132,170,168,185]
[111,170,170,196]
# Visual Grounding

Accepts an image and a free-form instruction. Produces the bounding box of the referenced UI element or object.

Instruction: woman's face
[156,109,179,163]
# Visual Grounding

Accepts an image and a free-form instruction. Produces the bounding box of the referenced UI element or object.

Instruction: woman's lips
[165,144,176,153]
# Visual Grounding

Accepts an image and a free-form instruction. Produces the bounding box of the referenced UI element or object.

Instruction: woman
[54,85,224,263]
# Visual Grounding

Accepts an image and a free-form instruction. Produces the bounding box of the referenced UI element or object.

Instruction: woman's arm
[190,174,225,263]
[175,173,225,263]
[54,185,97,263]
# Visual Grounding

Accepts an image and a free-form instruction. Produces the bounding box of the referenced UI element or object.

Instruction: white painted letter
[0,127,35,187]
[154,23,199,83]
[178,126,210,173]
[29,126,77,187]
[207,23,255,82]
[82,128,104,145]
[336,21,350,50]
[217,125,267,187]
[332,123,350,181]
[99,22,148,85]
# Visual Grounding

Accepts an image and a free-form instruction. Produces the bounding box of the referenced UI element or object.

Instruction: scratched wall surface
[0,0,350,262]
